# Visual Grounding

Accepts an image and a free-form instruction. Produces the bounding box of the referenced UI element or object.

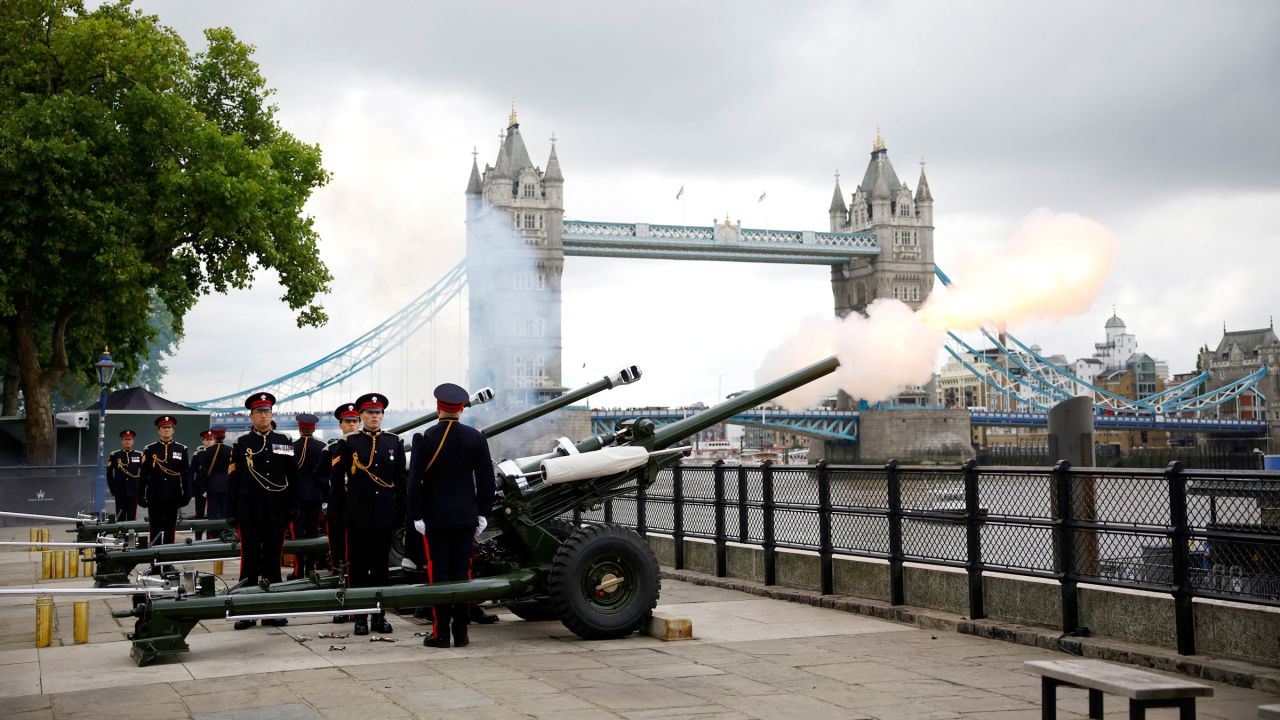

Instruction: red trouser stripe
[289,521,299,576]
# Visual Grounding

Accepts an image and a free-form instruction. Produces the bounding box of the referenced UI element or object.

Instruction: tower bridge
[186,111,1270,453]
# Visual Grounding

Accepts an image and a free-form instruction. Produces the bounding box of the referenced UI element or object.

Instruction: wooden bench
[1259,703,1280,719]
[1025,659,1213,719]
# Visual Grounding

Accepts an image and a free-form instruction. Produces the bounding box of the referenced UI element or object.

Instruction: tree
[0,0,331,464]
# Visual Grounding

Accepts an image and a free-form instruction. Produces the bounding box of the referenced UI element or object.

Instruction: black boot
[469,605,499,625]
[233,619,257,630]
[422,633,449,648]
[451,622,469,648]
[262,617,288,627]
[332,614,351,623]
[353,616,369,636]
[371,614,393,634]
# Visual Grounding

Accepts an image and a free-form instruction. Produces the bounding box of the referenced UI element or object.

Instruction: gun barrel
[652,356,839,448]
[389,386,496,435]
[0,510,83,523]
[482,365,641,438]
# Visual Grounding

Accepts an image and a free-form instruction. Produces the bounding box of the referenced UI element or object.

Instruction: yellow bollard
[41,551,53,580]
[52,550,65,579]
[35,596,53,648]
[213,560,224,575]
[39,528,50,544]
[73,600,89,644]
[29,527,38,551]
[67,550,79,578]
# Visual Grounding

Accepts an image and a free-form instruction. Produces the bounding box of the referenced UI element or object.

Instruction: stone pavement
[1,525,1278,719]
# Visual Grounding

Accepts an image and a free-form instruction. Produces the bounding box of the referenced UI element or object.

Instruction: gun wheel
[507,519,578,622]
[549,523,659,639]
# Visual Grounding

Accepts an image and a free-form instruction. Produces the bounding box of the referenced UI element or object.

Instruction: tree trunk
[12,300,71,466]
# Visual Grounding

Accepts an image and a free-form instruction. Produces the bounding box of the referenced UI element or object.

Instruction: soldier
[227,392,299,629]
[291,413,326,579]
[138,415,191,545]
[189,429,214,539]
[198,426,233,524]
[409,383,495,648]
[330,392,404,636]
[107,429,143,521]
[326,402,361,624]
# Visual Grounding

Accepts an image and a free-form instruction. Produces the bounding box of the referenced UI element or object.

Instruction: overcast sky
[139,1,1280,412]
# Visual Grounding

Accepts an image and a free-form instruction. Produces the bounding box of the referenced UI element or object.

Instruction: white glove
[475,515,488,536]
[413,519,426,535]
[321,502,328,511]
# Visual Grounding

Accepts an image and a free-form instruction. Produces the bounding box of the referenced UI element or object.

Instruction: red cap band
[297,422,317,430]
[339,410,360,419]
[437,400,466,414]
[360,401,385,412]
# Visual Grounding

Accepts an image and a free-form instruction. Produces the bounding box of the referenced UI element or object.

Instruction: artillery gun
[87,369,640,588]
[120,356,838,665]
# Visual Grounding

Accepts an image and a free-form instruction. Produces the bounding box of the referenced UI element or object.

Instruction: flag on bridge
[758,191,767,203]
[676,186,684,200]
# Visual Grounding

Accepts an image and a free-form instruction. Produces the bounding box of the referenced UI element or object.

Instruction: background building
[1197,324,1280,446]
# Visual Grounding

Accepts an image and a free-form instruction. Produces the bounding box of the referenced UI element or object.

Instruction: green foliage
[0,0,331,461]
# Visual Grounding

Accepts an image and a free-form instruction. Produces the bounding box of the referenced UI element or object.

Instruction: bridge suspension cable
[934,266,1266,416]
[186,262,467,412]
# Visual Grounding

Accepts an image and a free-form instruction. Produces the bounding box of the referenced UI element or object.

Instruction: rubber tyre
[506,519,579,622]
[549,523,659,640]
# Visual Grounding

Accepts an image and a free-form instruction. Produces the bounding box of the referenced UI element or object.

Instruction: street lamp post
[93,348,117,517]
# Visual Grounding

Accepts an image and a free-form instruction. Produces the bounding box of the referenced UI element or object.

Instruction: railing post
[713,459,727,578]
[963,459,985,620]
[817,459,833,595]
[886,459,904,605]
[1166,460,1196,655]
[672,464,685,571]
[762,459,776,586]
[635,475,647,539]
[1053,460,1080,634]
[604,497,614,524]
[737,465,750,544]
[572,507,583,527]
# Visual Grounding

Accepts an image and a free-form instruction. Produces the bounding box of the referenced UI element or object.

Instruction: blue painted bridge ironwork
[591,408,861,442]
[970,410,1269,434]
[591,408,1268,443]
[562,220,879,265]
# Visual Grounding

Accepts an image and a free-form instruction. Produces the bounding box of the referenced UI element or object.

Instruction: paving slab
[0,536,1275,720]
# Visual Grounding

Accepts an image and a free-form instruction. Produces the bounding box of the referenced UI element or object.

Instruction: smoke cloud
[758,210,1119,409]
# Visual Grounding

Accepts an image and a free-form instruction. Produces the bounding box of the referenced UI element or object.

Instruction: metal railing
[571,460,1280,656]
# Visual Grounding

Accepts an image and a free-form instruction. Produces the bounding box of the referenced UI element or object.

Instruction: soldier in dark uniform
[326,402,361,623]
[291,413,325,579]
[330,392,404,636]
[139,415,191,545]
[189,430,214,539]
[107,430,143,521]
[409,383,495,648]
[227,392,299,629]
[198,426,233,523]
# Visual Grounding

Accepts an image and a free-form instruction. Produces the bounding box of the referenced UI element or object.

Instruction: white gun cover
[540,446,651,486]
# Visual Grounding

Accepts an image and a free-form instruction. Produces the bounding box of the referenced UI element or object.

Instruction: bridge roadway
[0,522,1276,717]
[210,407,1268,441]
[591,408,1269,442]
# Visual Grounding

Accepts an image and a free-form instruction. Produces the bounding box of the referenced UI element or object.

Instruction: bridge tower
[828,131,935,317]
[466,108,567,412]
